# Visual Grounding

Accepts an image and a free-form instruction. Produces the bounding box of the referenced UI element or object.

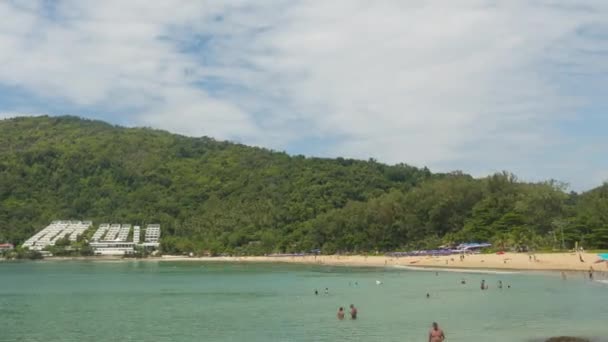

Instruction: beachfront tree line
[0,116,607,255]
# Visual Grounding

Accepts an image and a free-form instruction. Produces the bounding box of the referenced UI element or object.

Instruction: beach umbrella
[593,253,608,263]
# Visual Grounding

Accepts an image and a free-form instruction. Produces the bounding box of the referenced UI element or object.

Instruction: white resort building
[89,223,161,255]
[22,221,161,256]
[142,224,161,248]
[22,221,92,251]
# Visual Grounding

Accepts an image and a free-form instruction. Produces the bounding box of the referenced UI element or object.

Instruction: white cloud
[0,0,261,139]
[0,0,607,190]
[0,112,38,120]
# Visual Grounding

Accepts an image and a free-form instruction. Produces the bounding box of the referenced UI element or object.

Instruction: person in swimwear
[337,307,345,320]
[429,322,445,342]
[349,304,357,320]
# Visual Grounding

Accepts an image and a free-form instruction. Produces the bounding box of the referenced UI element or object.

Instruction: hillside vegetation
[0,116,607,255]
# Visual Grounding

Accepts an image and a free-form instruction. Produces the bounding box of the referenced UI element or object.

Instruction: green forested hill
[0,116,607,254]
[0,116,430,252]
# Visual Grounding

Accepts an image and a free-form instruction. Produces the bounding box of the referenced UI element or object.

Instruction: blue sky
[0,0,607,191]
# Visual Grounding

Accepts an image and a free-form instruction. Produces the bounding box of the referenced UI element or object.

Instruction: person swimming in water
[314,289,318,295]
[337,307,345,320]
[428,322,445,342]
[426,293,430,299]
[324,287,329,295]
[349,304,357,320]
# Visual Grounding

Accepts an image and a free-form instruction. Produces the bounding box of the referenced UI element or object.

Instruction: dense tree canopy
[0,116,606,255]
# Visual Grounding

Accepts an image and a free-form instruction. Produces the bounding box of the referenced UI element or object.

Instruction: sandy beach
[156,252,608,273]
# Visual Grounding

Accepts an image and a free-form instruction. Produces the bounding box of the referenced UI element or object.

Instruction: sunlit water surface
[1,261,607,341]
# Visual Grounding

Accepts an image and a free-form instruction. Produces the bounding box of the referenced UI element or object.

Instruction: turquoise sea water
[1,261,607,342]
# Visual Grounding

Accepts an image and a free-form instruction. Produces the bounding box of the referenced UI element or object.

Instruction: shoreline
[161,253,608,273]
[16,252,608,273]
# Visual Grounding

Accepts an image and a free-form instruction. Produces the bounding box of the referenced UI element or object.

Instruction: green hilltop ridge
[0,115,607,255]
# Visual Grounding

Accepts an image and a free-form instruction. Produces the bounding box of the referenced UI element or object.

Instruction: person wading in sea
[349,304,357,320]
[428,322,445,342]
[337,307,345,320]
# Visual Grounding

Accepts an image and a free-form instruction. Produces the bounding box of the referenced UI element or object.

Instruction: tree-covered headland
[1,116,607,255]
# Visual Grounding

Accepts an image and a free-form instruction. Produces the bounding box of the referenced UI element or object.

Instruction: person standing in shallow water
[349,304,357,319]
[428,322,445,342]
[337,307,345,320]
